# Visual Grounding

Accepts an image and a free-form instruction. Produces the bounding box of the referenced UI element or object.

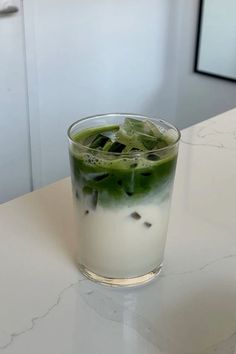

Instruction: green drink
[68,114,180,286]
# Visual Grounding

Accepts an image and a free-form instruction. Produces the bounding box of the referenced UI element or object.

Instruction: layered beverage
[68,114,180,286]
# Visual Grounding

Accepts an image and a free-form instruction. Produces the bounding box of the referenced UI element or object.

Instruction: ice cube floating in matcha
[75,117,171,153]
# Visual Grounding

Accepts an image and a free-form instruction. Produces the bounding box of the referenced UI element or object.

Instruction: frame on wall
[194,0,236,83]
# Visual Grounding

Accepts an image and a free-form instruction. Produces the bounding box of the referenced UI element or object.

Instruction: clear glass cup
[67,114,180,287]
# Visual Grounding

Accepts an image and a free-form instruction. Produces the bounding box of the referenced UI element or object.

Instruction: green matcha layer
[69,118,178,207]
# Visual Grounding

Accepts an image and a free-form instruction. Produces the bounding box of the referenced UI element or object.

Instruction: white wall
[21,0,236,192]
[1,0,235,203]
[24,0,177,188]
[0,1,32,203]
[174,0,236,129]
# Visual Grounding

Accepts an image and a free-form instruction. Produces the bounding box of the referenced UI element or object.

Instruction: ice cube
[117,118,160,151]
[89,134,109,149]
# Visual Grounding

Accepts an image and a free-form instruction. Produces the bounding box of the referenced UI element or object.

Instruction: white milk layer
[74,199,171,279]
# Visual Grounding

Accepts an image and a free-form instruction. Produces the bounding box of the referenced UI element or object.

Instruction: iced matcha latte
[68,114,180,286]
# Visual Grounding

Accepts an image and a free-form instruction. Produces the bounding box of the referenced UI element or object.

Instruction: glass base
[78,263,163,287]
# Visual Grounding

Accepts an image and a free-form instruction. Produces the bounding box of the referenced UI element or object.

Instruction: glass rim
[67,113,181,157]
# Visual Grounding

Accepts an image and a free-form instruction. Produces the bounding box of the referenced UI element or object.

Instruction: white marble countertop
[1,109,236,354]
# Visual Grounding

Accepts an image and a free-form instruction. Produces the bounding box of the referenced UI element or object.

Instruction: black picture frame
[194,0,236,83]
